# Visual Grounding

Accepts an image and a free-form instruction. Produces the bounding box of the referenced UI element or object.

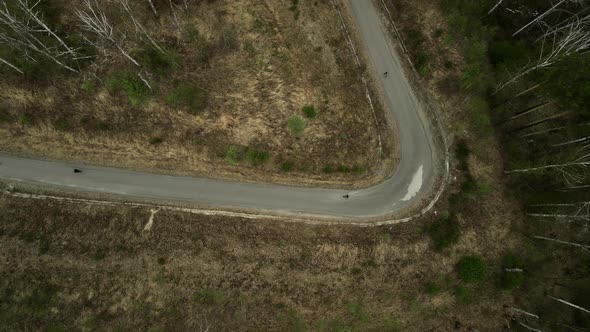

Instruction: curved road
[0,1,440,220]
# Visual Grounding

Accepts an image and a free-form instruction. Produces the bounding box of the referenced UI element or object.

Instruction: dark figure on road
[384,71,388,77]
[343,194,349,199]
[73,168,82,173]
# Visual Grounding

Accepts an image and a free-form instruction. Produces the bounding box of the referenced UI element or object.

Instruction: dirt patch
[0,0,395,188]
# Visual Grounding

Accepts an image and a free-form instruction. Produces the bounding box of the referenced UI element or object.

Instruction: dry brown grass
[0,0,394,187]
[0,192,516,331]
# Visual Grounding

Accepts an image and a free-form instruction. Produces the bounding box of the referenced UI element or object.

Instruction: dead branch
[76,0,140,66]
[0,56,23,73]
[0,1,79,72]
[532,235,590,250]
[497,11,590,92]
[116,0,164,53]
[146,0,158,17]
[550,296,590,314]
[487,0,504,15]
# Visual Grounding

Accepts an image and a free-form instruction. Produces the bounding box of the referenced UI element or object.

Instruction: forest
[440,0,590,330]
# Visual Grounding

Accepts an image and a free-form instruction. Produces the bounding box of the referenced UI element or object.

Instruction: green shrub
[96,121,109,131]
[289,0,300,20]
[52,118,72,131]
[456,140,470,171]
[425,213,460,251]
[19,114,33,125]
[345,300,369,324]
[453,285,469,302]
[134,47,180,75]
[81,80,95,94]
[93,249,106,261]
[460,64,491,94]
[27,283,58,312]
[193,287,227,306]
[470,97,492,130]
[499,270,525,291]
[543,54,590,119]
[282,309,306,332]
[166,81,207,114]
[288,116,306,135]
[225,145,241,165]
[353,165,367,175]
[302,105,316,118]
[434,28,444,38]
[281,161,294,172]
[183,26,213,63]
[489,40,528,68]
[322,165,334,173]
[149,137,163,145]
[457,256,487,283]
[337,165,351,173]
[251,13,272,35]
[246,148,269,166]
[424,281,440,295]
[106,71,150,108]
[243,41,256,56]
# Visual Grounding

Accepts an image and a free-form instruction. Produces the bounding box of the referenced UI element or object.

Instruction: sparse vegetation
[106,70,151,108]
[287,116,306,136]
[280,161,294,172]
[425,213,460,251]
[19,114,32,125]
[225,145,240,165]
[246,148,269,166]
[80,81,95,94]
[457,256,486,283]
[424,281,440,295]
[302,105,317,118]
[166,81,207,114]
[149,137,163,145]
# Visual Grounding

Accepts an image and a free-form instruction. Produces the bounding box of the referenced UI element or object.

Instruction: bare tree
[146,0,158,17]
[14,0,77,56]
[513,0,569,36]
[168,0,180,28]
[496,12,590,92]
[517,321,543,332]
[116,0,164,53]
[506,307,540,319]
[528,201,590,226]
[76,0,140,66]
[550,296,590,314]
[0,56,23,73]
[487,0,504,15]
[0,0,79,72]
[533,236,590,250]
[552,136,590,148]
[506,148,590,184]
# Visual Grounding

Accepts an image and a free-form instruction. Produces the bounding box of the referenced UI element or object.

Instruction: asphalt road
[0,0,439,219]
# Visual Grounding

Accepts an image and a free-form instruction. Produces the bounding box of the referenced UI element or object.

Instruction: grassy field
[0,191,517,331]
[0,0,393,187]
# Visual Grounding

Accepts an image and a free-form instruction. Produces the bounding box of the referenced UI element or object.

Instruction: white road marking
[401,166,423,201]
